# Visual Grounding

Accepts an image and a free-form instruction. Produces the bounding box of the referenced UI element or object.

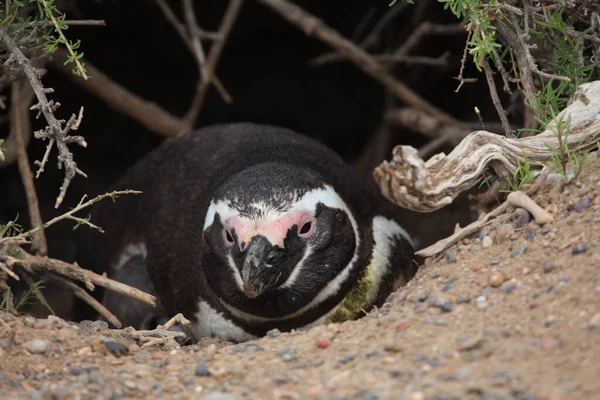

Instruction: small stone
[572,244,588,255]
[195,364,210,377]
[416,292,430,302]
[24,339,50,354]
[513,208,531,229]
[91,320,109,331]
[202,392,235,400]
[571,196,591,212]
[503,280,517,294]
[488,272,506,287]
[266,328,281,337]
[105,341,128,356]
[430,296,453,313]
[510,243,526,258]
[444,251,456,263]
[458,295,470,303]
[442,282,454,292]
[482,236,493,248]
[475,296,487,304]
[316,338,329,349]
[472,263,485,272]
[70,367,86,376]
[496,224,514,243]
[543,261,554,274]
[395,322,411,333]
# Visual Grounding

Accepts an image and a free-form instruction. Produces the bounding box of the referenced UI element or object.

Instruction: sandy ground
[1,155,600,400]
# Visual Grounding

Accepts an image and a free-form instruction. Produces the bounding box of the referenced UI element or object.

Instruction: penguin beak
[241,235,280,298]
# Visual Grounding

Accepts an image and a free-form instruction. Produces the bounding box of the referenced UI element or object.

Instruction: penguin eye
[299,221,312,235]
[298,219,315,238]
[225,230,234,244]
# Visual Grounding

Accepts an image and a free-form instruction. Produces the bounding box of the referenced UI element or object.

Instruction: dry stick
[256,0,460,126]
[33,20,106,27]
[495,20,538,107]
[182,0,233,125]
[50,48,188,137]
[393,22,465,59]
[0,85,35,168]
[183,0,245,125]
[481,57,513,137]
[10,80,48,256]
[154,0,231,108]
[312,2,410,65]
[45,273,121,328]
[506,190,553,224]
[0,190,141,245]
[15,251,156,306]
[0,25,87,208]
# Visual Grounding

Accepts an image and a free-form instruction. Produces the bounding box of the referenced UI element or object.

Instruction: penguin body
[78,123,416,342]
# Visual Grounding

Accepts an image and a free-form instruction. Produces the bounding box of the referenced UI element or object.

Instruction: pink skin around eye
[224,211,316,249]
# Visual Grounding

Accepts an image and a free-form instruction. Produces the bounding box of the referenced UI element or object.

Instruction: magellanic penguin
[77,123,417,342]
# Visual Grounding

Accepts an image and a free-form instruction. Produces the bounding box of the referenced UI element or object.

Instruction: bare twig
[0,83,35,169]
[10,250,156,307]
[32,20,106,27]
[0,25,88,208]
[10,80,48,255]
[481,57,513,137]
[0,190,141,245]
[46,274,121,328]
[154,0,231,112]
[183,0,245,125]
[255,0,460,126]
[49,48,189,137]
[105,313,190,347]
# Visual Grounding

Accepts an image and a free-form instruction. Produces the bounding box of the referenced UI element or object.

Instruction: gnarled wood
[374,81,600,212]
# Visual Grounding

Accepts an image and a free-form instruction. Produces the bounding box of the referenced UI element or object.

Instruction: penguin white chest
[191,301,256,343]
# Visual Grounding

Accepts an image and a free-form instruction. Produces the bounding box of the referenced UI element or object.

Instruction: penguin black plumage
[77,123,417,342]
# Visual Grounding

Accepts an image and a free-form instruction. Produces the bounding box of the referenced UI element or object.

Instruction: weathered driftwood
[374,81,600,212]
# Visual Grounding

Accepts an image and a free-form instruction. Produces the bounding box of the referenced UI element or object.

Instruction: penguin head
[202,163,359,314]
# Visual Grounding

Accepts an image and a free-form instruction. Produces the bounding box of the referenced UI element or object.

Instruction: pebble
[458,295,471,303]
[24,340,50,354]
[202,392,235,400]
[511,243,526,258]
[572,244,588,255]
[395,322,411,333]
[91,320,109,331]
[482,236,493,248]
[266,328,281,337]
[442,282,454,292]
[571,195,591,212]
[513,208,531,228]
[430,296,453,313]
[488,272,506,287]
[416,292,430,302]
[105,341,128,356]
[315,338,330,349]
[543,261,555,273]
[496,224,514,243]
[503,280,517,294]
[195,364,210,377]
[444,251,456,263]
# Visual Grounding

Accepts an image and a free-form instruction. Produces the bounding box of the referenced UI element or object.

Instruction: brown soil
[1,155,600,400]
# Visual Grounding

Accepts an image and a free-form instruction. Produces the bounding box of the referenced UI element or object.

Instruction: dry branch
[10,80,47,255]
[0,25,87,208]
[255,0,459,126]
[182,0,245,126]
[374,81,600,213]
[104,313,190,348]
